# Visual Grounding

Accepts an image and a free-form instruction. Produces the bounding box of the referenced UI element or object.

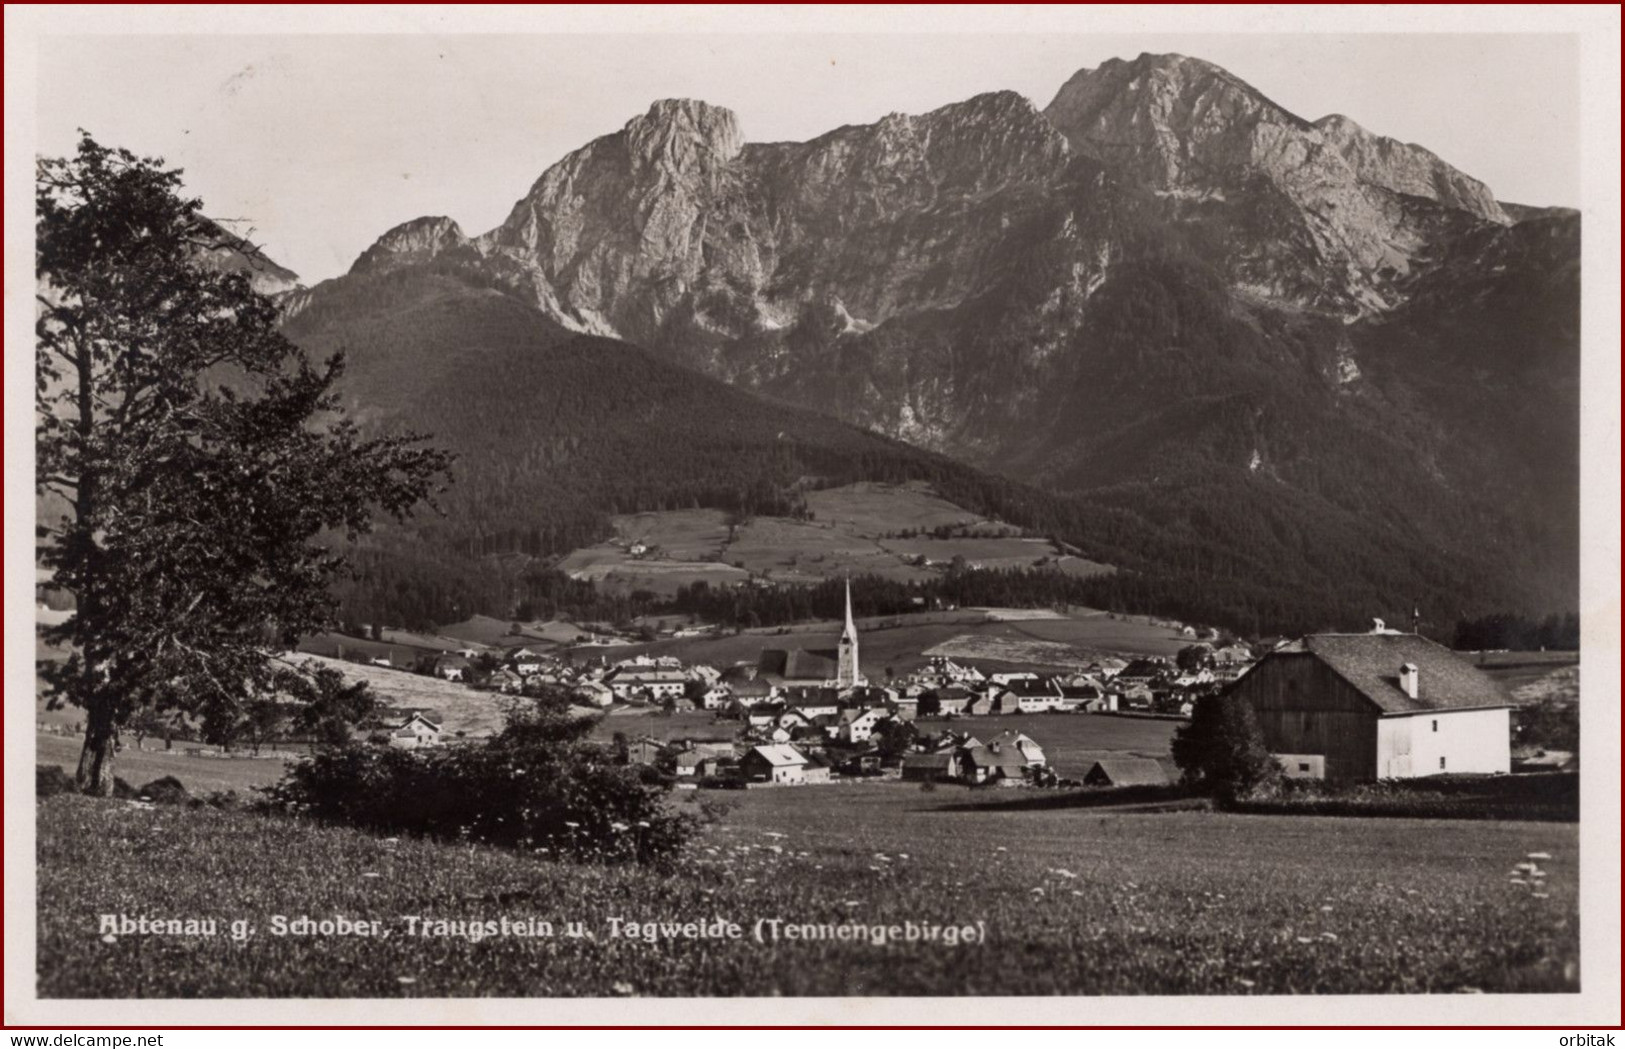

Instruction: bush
[264,695,700,866]
[37,765,76,797]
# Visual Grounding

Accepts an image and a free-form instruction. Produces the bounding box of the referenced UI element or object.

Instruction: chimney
[1399,663,1419,700]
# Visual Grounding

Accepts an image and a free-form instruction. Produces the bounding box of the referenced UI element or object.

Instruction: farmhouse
[1231,633,1512,783]
[607,668,687,701]
[740,744,810,785]
[387,711,442,749]
[901,751,960,782]
[985,730,1046,767]
[960,742,1031,785]
[572,680,615,707]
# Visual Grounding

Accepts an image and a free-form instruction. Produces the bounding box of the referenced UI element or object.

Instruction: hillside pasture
[280,653,540,738]
[553,482,1116,596]
[803,480,1005,536]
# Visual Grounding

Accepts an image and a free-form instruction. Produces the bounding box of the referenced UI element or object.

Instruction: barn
[1083,757,1175,787]
[1230,633,1512,783]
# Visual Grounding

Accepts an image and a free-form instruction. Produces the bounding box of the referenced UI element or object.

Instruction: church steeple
[836,578,864,689]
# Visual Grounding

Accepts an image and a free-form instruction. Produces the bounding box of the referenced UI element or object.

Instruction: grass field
[919,714,1178,779]
[38,785,1579,997]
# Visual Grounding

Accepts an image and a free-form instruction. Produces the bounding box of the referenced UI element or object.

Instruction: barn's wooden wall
[1233,654,1377,782]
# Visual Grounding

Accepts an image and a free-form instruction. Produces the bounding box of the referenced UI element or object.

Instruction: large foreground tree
[36,134,451,794]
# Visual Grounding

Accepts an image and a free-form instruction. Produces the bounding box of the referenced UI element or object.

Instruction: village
[334,582,1535,791]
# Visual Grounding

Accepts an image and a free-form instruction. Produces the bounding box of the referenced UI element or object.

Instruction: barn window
[1298,762,1310,772]
[1431,719,1438,732]
[1439,756,1446,770]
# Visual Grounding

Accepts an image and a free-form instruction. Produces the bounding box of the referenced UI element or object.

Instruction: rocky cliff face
[281,51,1578,622]
[1044,53,1508,314]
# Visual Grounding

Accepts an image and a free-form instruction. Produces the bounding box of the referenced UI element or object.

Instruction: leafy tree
[35,135,450,794]
[279,665,376,746]
[1170,692,1279,797]
[1176,643,1213,672]
[873,718,918,762]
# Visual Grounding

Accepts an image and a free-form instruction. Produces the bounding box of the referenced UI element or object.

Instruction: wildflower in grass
[397,976,416,985]
[1533,892,1550,899]
[1527,852,1552,860]
[1510,878,1528,885]
[101,934,117,945]
[1295,936,1314,944]
[612,982,635,996]
[362,872,382,879]
[1320,905,1333,912]
[1237,978,1256,988]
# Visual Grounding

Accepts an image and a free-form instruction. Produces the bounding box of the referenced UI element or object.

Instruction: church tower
[836,578,865,689]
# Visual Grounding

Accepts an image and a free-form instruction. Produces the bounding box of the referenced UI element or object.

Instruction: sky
[37,31,1580,284]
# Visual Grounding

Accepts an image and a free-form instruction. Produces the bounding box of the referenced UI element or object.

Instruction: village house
[1230,633,1513,783]
[777,686,841,716]
[607,668,688,702]
[740,743,811,785]
[487,668,523,694]
[960,741,1032,785]
[986,730,1046,767]
[699,684,733,710]
[386,711,442,750]
[835,707,892,744]
[433,655,470,682]
[572,680,615,707]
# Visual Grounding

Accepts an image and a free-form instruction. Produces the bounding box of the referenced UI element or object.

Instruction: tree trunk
[76,700,118,796]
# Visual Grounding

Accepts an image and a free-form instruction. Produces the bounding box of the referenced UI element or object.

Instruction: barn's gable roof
[1282,634,1512,714]
[1084,757,1174,786]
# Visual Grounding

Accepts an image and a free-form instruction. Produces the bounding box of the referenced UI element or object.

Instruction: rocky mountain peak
[1314,111,1507,224]
[350,215,469,275]
[624,98,744,174]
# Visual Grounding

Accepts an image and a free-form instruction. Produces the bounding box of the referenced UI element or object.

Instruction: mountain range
[268,52,1579,635]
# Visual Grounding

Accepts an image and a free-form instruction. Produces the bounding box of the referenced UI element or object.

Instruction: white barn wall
[1377,708,1511,778]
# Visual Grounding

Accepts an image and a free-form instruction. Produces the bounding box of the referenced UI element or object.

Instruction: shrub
[37,765,76,797]
[264,694,700,866]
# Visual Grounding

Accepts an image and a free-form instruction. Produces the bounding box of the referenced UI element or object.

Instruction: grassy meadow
[555,482,1114,597]
[37,782,1578,997]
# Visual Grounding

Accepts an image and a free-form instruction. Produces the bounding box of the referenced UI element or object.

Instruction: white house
[741,744,809,785]
[388,712,442,749]
[836,707,892,744]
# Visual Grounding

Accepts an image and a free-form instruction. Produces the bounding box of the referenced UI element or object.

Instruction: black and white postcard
[6,4,1619,1028]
